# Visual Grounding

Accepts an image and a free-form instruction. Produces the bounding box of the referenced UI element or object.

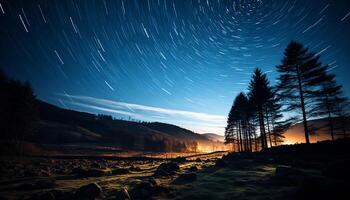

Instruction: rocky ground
[0,152,225,200]
[1,139,350,200]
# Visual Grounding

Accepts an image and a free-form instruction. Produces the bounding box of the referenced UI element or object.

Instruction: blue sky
[1,0,350,134]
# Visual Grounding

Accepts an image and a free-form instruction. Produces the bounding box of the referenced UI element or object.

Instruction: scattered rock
[214,159,227,168]
[112,168,130,175]
[129,166,142,172]
[91,162,101,169]
[173,156,187,163]
[154,162,179,177]
[115,188,131,200]
[75,183,102,200]
[173,173,197,184]
[149,177,160,186]
[130,180,169,200]
[188,166,198,172]
[73,167,111,177]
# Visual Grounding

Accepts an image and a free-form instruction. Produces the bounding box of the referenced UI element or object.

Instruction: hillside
[32,100,223,153]
[283,117,350,144]
[202,133,225,142]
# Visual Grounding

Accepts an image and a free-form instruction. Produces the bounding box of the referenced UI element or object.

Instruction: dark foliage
[0,69,38,155]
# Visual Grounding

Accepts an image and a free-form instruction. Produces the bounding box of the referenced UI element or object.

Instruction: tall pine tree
[248,68,273,149]
[315,77,348,140]
[276,41,332,144]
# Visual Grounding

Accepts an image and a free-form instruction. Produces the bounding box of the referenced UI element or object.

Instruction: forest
[224,41,349,152]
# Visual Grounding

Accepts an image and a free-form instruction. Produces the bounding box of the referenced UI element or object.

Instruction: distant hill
[283,117,350,144]
[202,133,225,142]
[33,100,225,152]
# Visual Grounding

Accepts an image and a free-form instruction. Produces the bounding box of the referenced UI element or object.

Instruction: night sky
[1,0,350,134]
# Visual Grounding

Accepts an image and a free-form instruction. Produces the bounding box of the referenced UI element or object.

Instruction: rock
[75,183,102,200]
[275,166,305,177]
[149,177,160,186]
[154,162,179,177]
[173,156,187,163]
[188,166,198,172]
[73,167,111,177]
[115,188,131,200]
[214,159,227,168]
[130,180,169,200]
[129,166,142,172]
[112,168,130,175]
[195,158,202,162]
[322,159,350,180]
[91,162,101,169]
[173,173,197,184]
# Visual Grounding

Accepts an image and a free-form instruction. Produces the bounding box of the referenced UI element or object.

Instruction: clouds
[58,94,226,134]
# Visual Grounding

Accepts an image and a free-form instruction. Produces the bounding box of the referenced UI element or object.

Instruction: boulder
[130,180,169,200]
[112,168,130,175]
[90,162,101,169]
[188,166,198,172]
[73,168,111,177]
[173,173,197,184]
[195,158,202,162]
[75,183,102,200]
[173,156,187,163]
[129,166,142,172]
[214,159,227,168]
[154,162,179,177]
[115,188,131,200]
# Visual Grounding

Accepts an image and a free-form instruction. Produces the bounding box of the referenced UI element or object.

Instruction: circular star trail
[1,0,349,134]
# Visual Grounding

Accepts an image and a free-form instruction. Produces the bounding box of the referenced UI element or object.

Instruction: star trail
[1,0,350,134]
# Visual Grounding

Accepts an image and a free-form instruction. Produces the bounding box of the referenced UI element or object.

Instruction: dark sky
[1,0,350,134]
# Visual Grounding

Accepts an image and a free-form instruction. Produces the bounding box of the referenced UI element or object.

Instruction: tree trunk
[258,109,267,149]
[265,110,273,147]
[328,108,334,141]
[296,65,310,144]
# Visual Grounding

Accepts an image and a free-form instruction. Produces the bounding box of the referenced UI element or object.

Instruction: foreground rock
[130,179,170,200]
[75,183,102,200]
[115,188,131,200]
[173,173,197,184]
[72,167,111,177]
[112,167,130,175]
[154,162,179,176]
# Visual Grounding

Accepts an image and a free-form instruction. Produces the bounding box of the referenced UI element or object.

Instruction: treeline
[0,70,38,155]
[225,41,349,152]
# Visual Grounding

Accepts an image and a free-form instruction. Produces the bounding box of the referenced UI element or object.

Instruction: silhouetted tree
[225,92,251,152]
[276,41,333,144]
[0,69,38,155]
[315,78,348,140]
[248,68,273,149]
